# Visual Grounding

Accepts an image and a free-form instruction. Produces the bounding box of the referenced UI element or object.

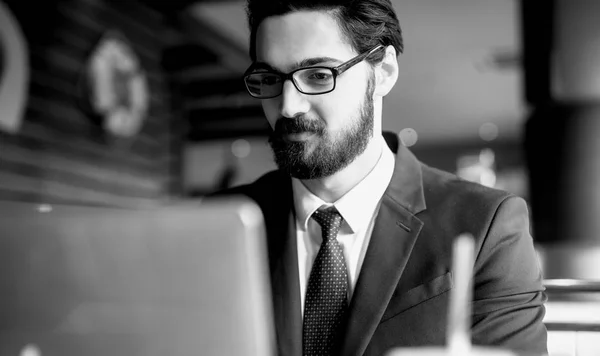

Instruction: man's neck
[299,135,384,203]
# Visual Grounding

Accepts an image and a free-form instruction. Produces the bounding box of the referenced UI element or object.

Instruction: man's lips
[282,132,316,142]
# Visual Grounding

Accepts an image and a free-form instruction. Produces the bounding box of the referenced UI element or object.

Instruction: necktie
[303,207,348,356]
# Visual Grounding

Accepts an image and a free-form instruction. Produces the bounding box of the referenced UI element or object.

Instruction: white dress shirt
[291,136,395,317]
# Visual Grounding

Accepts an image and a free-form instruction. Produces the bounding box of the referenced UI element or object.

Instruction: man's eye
[300,69,333,83]
[309,72,331,80]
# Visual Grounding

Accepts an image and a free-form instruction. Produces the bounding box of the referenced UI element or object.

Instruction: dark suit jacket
[215,143,548,356]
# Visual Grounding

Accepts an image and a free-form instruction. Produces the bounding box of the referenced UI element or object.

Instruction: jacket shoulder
[209,169,290,206]
[421,163,514,205]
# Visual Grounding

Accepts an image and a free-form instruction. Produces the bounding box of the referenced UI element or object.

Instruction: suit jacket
[215,143,548,356]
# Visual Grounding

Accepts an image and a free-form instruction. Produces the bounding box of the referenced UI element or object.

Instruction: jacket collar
[384,143,427,215]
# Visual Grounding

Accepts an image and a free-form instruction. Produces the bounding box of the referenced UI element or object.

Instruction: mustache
[271,117,325,137]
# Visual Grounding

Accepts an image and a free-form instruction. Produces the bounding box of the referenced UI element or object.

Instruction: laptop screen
[0,197,275,356]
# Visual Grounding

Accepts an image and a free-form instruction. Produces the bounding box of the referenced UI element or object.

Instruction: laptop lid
[0,196,275,356]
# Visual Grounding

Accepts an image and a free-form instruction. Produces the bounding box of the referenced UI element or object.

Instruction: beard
[268,78,375,179]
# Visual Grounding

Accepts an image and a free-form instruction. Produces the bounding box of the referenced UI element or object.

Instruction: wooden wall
[0,0,184,208]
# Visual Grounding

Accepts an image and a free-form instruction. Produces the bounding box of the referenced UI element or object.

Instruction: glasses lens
[294,67,335,94]
[245,73,283,98]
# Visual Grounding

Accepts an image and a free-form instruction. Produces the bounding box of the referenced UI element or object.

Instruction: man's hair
[246,0,404,64]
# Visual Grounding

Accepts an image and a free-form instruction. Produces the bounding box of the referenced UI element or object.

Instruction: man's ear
[374,45,399,97]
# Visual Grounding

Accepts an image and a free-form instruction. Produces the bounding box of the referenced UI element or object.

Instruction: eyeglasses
[243,45,384,99]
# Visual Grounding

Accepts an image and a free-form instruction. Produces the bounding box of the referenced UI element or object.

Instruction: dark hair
[246,0,404,64]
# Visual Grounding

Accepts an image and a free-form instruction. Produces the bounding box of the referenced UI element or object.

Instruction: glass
[243,44,384,99]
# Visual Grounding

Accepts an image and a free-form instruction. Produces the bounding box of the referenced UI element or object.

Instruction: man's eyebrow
[251,56,342,73]
[294,56,341,69]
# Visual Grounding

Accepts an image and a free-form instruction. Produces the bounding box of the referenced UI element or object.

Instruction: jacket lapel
[341,145,427,356]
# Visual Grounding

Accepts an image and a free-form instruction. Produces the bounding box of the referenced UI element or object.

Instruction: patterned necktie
[303,207,348,356]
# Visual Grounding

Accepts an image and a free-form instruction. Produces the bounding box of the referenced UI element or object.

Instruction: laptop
[0,196,275,356]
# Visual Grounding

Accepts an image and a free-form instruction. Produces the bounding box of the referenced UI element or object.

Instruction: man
[216,1,548,355]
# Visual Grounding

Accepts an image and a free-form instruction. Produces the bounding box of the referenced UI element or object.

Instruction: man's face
[255,10,375,179]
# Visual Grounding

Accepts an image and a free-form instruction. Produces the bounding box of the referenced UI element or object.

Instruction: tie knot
[311,207,343,242]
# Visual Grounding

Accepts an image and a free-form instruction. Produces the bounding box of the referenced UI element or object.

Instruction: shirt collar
[292,135,395,233]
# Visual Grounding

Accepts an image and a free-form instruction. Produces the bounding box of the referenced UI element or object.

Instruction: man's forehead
[255,10,355,70]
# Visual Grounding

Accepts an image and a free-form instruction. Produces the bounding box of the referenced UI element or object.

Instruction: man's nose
[279,80,310,119]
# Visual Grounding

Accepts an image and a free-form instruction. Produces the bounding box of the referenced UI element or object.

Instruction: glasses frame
[243,44,385,99]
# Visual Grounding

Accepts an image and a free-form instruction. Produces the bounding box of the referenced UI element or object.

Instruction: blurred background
[1,0,600,354]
